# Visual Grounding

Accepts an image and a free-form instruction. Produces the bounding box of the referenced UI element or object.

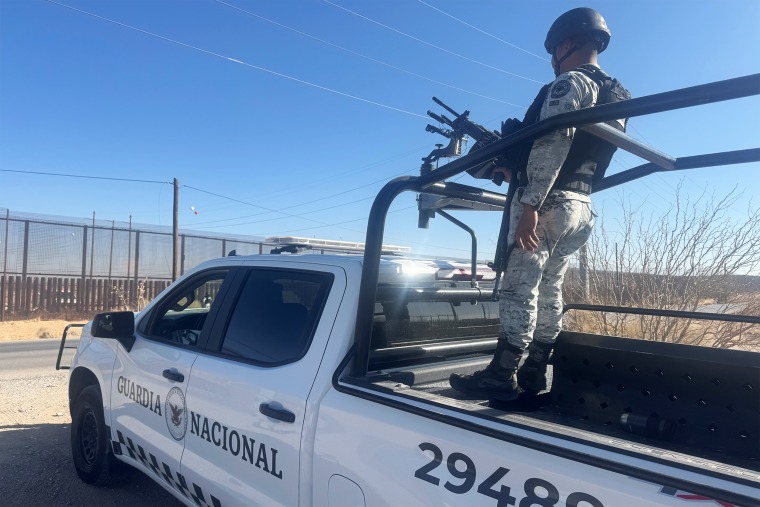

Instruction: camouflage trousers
[498,191,595,349]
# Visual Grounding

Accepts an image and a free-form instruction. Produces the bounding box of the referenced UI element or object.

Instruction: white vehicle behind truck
[58,74,760,506]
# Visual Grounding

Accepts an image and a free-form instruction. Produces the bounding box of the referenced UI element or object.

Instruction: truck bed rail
[55,323,85,370]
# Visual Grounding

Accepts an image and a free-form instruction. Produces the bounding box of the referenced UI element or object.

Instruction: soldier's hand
[515,205,539,251]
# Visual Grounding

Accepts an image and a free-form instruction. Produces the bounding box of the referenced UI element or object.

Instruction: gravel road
[0,356,183,506]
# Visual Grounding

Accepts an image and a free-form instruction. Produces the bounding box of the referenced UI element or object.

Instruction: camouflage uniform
[498,68,603,352]
[450,7,619,400]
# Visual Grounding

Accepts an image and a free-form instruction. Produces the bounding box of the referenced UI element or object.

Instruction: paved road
[0,338,79,378]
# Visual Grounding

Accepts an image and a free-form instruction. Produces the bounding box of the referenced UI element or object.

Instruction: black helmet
[544,7,611,54]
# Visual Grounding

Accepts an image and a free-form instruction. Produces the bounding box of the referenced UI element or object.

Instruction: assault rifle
[425,97,507,185]
[424,96,524,285]
[489,180,517,283]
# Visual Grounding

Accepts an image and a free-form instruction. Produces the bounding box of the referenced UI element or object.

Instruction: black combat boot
[449,341,524,401]
[516,341,554,394]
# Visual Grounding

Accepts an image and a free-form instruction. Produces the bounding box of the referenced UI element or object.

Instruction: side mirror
[92,311,136,351]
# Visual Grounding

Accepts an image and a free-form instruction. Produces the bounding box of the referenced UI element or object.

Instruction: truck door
[181,263,345,506]
[110,268,234,499]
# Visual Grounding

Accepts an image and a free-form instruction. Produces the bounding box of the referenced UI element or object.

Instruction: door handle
[259,403,295,423]
[162,369,184,383]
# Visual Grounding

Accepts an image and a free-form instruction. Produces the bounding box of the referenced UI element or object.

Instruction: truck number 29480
[414,442,604,507]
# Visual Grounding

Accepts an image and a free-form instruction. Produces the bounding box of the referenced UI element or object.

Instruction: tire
[71,385,117,486]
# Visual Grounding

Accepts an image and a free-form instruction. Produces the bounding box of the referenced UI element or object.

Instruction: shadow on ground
[0,423,183,506]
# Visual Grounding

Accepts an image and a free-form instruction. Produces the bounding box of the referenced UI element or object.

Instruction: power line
[185,128,516,228]
[229,145,428,207]
[184,186,481,256]
[190,195,376,229]
[182,180,487,255]
[182,184,371,237]
[183,186,473,256]
[186,134,492,227]
[257,204,414,236]
[0,168,169,185]
[416,0,550,62]
[184,180,500,256]
[214,0,522,108]
[247,110,523,223]
[321,0,544,85]
[45,0,428,119]
[43,0,530,222]
[188,170,407,227]
[32,2,527,253]
[183,185,321,222]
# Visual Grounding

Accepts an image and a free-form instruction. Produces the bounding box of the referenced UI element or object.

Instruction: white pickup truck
[58,73,760,506]
[59,253,759,507]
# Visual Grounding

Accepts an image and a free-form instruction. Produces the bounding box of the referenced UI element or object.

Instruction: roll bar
[351,74,760,376]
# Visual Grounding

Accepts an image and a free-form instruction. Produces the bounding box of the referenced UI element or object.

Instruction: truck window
[139,270,228,346]
[218,269,333,365]
[376,298,500,347]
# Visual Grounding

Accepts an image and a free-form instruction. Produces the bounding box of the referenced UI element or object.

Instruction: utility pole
[173,178,179,281]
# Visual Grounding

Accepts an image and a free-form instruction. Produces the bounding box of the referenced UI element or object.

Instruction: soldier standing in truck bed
[450,7,630,401]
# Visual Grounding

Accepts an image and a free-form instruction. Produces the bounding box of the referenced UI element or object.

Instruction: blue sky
[1,0,758,262]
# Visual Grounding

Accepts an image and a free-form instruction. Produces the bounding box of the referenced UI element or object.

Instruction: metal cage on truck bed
[340,73,760,507]
[352,73,760,375]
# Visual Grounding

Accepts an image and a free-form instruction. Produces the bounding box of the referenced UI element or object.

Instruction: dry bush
[566,185,760,349]
[36,327,54,339]
[112,280,148,312]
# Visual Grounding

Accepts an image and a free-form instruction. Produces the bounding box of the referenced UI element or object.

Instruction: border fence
[0,209,582,321]
[0,210,282,320]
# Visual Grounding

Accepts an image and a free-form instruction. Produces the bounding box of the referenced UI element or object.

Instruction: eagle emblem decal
[165,387,188,441]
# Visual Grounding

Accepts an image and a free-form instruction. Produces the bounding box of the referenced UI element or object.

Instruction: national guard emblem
[165,387,188,441]
[551,80,571,98]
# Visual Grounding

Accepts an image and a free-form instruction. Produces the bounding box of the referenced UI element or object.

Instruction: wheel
[71,385,117,486]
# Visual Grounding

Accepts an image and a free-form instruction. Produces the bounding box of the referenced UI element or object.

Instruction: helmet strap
[551,39,593,77]
[552,46,575,77]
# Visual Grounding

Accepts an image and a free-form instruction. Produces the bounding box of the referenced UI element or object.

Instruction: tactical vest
[509,64,631,195]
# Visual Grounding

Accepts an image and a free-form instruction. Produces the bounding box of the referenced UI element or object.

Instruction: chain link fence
[0,210,280,319]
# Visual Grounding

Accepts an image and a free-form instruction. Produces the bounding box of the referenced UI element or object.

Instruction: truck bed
[411,371,758,474]
[350,331,760,481]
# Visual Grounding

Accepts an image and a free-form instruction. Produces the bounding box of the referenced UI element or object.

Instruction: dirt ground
[0,316,182,505]
[0,354,182,506]
[0,318,87,342]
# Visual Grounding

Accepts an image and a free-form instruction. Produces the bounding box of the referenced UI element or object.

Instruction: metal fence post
[1,210,9,321]
[126,216,132,283]
[21,221,29,316]
[89,212,95,284]
[107,220,115,310]
[132,231,140,305]
[80,225,88,313]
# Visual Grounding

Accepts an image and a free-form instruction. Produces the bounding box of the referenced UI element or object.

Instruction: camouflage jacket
[518,68,603,209]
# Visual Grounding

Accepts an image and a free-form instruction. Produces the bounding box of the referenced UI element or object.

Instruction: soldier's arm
[518,74,592,208]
